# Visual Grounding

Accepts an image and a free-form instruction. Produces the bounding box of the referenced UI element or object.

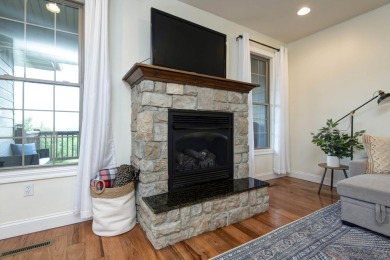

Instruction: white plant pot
[327,155,340,167]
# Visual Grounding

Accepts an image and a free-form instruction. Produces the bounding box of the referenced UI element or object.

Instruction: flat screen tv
[151,8,226,78]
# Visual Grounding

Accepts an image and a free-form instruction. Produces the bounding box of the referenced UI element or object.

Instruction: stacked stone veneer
[131,80,269,249]
[140,188,269,249]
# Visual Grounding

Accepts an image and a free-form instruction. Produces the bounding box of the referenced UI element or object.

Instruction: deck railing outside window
[23,130,80,164]
[39,131,80,160]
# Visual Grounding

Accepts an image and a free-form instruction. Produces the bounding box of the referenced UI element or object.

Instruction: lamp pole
[335,94,381,160]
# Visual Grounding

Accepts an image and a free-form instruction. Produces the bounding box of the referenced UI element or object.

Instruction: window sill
[0,165,78,184]
[254,149,274,156]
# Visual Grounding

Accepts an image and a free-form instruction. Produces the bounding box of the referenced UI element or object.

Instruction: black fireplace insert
[168,109,233,191]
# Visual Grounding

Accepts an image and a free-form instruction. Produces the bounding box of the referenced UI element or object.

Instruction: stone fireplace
[123,63,269,249]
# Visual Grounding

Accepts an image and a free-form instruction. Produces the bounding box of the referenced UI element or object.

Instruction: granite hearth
[144,177,269,214]
[123,63,269,249]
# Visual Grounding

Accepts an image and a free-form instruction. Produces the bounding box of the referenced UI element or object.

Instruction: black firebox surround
[168,109,234,191]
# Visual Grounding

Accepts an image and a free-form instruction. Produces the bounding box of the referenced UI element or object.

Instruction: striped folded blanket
[90,168,118,191]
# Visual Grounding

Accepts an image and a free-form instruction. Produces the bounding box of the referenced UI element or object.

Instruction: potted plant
[311,119,365,167]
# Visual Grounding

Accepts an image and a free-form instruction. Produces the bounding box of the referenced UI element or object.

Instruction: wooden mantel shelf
[122,63,257,93]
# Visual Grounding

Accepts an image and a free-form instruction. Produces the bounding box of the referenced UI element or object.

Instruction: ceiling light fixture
[46,2,60,14]
[297,7,310,16]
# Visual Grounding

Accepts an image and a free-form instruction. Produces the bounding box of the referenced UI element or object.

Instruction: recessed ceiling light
[46,2,60,14]
[297,7,310,16]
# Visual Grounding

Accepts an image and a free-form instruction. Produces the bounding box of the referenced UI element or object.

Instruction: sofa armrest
[349,158,367,177]
[38,148,49,158]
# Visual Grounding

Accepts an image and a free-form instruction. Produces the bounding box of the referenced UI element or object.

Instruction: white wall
[0,177,75,224]
[0,167,81,239]
[288,4,390,185]
[254,153,275,179]
[0,0,282,239]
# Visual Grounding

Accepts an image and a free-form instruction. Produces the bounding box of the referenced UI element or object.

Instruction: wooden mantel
[122,63,257,93]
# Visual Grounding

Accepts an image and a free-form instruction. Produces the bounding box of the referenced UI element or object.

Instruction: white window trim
[250,45,275,155]
[0,165,77,184]
[254,148,274,155]
[0,1,84,182]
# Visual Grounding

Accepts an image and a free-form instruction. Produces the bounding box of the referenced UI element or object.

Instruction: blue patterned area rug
[211,202,390,260]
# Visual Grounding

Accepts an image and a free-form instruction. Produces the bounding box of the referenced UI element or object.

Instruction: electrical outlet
[24,184,34,197]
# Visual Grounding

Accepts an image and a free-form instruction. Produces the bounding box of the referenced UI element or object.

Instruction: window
[251,55,270,149]
[0,0,83,169]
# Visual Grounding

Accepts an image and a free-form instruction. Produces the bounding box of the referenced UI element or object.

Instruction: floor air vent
[0,240,53,258]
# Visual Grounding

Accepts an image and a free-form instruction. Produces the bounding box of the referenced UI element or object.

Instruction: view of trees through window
[0,0,82,168]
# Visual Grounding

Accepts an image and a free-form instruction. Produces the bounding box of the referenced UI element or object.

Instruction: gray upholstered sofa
[337,158,390,236]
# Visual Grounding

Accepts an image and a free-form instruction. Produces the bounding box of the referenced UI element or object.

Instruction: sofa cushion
[10,143,37,156]
[0,139,14,157]
[337,174,390,207]
[362,134,390,174]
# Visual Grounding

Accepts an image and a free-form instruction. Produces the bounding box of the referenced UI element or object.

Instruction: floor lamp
[335,90,390,160]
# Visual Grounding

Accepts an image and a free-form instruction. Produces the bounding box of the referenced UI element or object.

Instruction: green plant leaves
[311,119,365,158]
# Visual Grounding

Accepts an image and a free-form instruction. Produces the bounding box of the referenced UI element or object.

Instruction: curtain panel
[238,32,254,178]
[273,46,290,174]
[75,0,116,219]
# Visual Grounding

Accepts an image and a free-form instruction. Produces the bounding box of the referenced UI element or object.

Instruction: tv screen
[151,8,226,78]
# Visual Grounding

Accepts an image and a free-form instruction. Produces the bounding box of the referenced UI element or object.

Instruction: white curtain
[238,32,254,178]
[75,0,116,219]
[273,46,290,174]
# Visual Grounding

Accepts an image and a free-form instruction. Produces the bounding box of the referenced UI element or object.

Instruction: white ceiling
[178,0,390,43]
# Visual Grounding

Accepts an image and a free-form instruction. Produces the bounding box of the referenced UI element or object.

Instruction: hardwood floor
[0,177,339,260]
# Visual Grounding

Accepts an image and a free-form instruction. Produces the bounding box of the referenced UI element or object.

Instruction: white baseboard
[0,211,90,240]
[288,171,325,184]
[288,170,345,188]
[254,172,286,180]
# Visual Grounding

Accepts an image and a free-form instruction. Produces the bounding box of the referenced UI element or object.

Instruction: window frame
[0,0,84,179]
[250,46,275,155]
